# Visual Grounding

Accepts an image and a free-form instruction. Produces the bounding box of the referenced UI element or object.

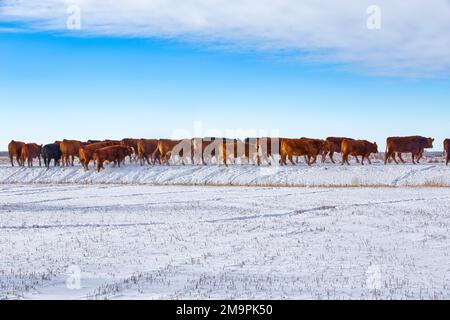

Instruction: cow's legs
[220,151,227,166]
[329,151,335,164]
[321,152,327,163]
[16,155,22,167]
[279,153,286,166]
[390,153,397,164]
[279,154,284,166]
[345,153,351,165]
[397,153,405,164]
[389,152,398,164]
[384,151,389,165]
[10,155,14,167]
[411,152,416,165]
[288,154,295,165]
[342,153,350,165]
[415,151,423,163]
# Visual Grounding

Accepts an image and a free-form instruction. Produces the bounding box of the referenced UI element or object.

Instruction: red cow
[137,139,160,165]
[8,140,26,167]
[444,139,450,166]
[93,146,133,172]
[341,139,378,165]
[385,136,434,165]
[21,143,42,167]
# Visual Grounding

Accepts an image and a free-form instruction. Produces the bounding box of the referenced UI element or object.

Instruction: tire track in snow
[0,222,162,230]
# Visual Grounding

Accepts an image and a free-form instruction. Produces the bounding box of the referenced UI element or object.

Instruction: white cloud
[1,0,450,77]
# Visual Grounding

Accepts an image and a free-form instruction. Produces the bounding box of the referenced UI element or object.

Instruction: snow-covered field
[1,158,450,187]
[0,183,449,299]
[1,155,449,299]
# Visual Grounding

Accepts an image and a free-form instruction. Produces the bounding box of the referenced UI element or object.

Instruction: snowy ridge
[0,163,449,187]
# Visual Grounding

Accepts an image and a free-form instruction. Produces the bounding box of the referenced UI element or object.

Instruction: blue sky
[1,1,450,150]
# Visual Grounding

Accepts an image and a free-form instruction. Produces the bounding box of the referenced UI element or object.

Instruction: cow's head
[426,138,434,148]
[126,146,134,156]
[320,140,331,153]
[372,142,379,153]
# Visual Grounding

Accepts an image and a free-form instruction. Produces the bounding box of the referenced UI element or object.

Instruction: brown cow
[385,136,434,165]
[79,141,114,170]
[154,139,193,165]
[218,139,257,166]
[299,138,331,164]
[137,139,160,165]
[93,146,133,172]
[121,138,140,163]
[21,143,42,167]
[341,139,378,165]
[8,140,26,167]
[279,138,321,166]
[324,137,359,163]
[444,139,450,166]
[60,139,84,166]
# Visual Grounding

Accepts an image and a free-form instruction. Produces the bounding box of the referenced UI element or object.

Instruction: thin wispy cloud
[1,0,450,77]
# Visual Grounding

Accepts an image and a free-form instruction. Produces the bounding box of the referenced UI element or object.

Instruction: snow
[1,158,450,187]
[0,184,449,299]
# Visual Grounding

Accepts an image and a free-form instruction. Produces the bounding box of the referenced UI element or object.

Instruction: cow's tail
[152,141,161,163]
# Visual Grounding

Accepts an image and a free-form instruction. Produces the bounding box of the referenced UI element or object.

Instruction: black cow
[41,143,62,168]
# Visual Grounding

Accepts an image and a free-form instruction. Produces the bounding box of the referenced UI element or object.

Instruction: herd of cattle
[6,136,450,172]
